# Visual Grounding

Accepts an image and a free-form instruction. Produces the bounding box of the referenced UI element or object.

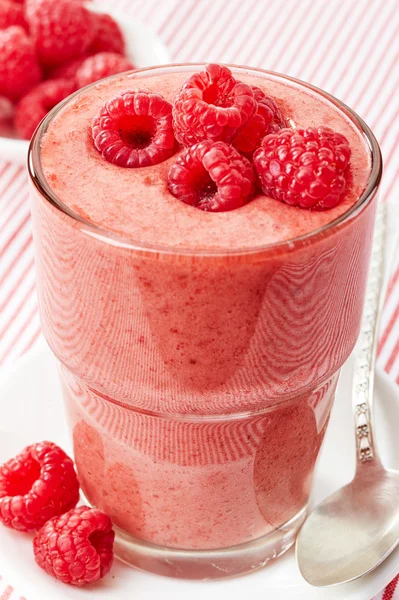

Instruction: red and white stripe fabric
[0,0,398,597]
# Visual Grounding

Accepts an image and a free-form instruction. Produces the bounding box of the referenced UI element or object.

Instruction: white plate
[0,342,398,600]
[0,3,170,165]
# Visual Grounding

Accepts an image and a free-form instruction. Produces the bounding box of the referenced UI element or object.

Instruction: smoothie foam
[40,67,370,251]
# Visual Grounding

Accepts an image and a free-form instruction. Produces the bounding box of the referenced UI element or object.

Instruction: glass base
[113,506,307,580]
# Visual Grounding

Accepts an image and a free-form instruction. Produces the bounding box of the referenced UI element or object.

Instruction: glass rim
[28,62,383,257]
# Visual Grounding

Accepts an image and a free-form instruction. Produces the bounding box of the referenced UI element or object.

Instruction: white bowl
[0,5,170,165]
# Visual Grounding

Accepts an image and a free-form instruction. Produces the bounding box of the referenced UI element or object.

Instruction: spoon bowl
[297,464,399,586]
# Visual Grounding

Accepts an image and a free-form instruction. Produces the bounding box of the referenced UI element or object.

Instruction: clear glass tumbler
[28,65,382,579]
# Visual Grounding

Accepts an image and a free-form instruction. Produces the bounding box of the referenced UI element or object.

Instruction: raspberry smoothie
[29,65,380,578]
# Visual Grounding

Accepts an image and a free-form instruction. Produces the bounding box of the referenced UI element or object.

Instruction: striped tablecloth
[1,0,399,598]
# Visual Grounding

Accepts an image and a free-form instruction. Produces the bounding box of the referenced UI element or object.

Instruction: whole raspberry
[0,0,26,30]
[253,126,351,210]
[49,55,89,83]
[173,63,256,147]
[33,505,114,586]
[0,26,41,101]
[89,12,125,55]
[92,89,176,168]
[232,85,285,156]
[0,441,80,531]
[15,78,75,139]
[75,52,133,88]
[168,140,255,212]
[27,0,95,67]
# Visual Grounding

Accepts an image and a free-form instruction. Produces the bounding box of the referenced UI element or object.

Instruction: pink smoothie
[31,66,375,553]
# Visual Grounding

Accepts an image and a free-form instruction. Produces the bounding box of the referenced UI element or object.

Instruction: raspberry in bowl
[0,3,169,164]
[28,63,382,579]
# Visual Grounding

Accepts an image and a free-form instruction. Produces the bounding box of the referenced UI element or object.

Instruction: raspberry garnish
[0,0,26,30]
[168,140,255,212]
[15,79,75,140]
[0,26,41,101]
[172,63,256,147]
[33,505,114,586]
[92,89,177,168]
[75,52,134,88]
[27,0,95,67]
[253,126,351,210]
[232,85,285,156]
[0,441,80,531]
[89,12,125,55]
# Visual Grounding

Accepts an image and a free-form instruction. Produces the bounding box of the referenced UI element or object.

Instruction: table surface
[1,0,399,598]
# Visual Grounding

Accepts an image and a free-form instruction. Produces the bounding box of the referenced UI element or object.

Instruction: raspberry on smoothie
[232,85,285,156]
[92,89,176,168]
[173,63,256,146]
[254,126,352,209]
[168,140,255,212]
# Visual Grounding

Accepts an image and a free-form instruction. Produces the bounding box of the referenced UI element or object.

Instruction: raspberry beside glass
[29,64,381,579]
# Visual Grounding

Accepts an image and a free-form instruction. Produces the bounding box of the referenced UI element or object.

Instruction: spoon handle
[353,201,386,467]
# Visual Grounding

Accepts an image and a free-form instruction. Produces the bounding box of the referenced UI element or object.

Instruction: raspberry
[173,63,256,147]
[0,441,80,531]
[92,89,176,168]
[25,0,88,11]
[15,78,75,139]
[27,0,95,67]
[49,55,89,83]
[0,26,41,101]
[89,12,125,55]
[232,85,285,156]
[0,96,13,123]
[33,505,114,586]
[75,52,133,88]
[0,0,26,30]
[253,126,351,210]
[168,140,255,212]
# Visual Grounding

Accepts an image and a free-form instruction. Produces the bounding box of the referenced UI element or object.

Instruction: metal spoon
[296,202,399,587]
